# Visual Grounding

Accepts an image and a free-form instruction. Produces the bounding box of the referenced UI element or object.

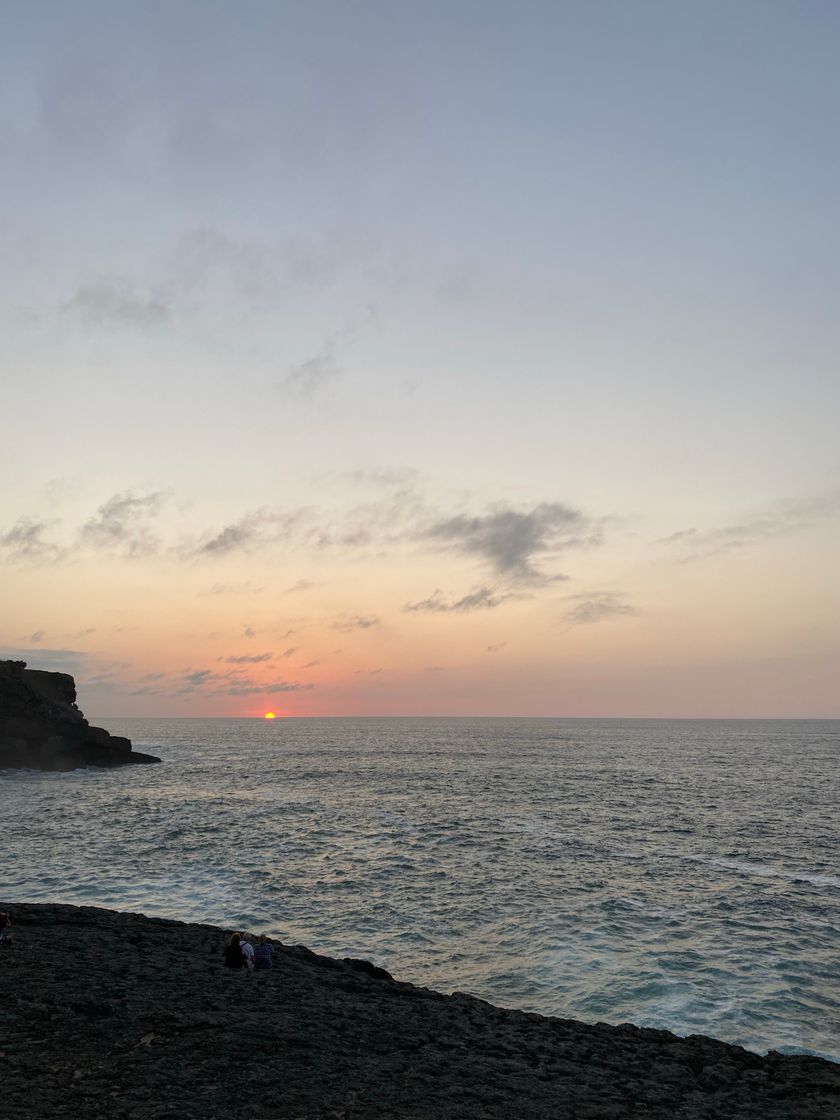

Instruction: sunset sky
[2,2,839,717]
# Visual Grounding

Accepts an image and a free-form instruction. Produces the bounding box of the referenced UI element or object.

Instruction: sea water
[1,717,838,1062]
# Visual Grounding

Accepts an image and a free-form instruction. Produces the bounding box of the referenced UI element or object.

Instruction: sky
[2,1,839,718]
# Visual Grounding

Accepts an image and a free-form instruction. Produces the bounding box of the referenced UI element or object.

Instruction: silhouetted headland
[0,660,160,769]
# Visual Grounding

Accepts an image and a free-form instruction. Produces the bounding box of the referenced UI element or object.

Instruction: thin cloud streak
[561,592,637,627]
[403,586,511,613]
[657,491,840,562]
[330,615,380,632]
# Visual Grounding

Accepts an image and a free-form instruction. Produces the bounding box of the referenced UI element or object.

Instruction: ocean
[2,717,838,1062]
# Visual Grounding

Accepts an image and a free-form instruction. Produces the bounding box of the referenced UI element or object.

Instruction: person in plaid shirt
[253,934,273,969]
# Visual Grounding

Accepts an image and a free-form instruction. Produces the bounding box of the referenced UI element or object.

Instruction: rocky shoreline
[1,903,837,1119]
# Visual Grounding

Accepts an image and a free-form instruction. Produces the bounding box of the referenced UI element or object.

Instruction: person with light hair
[240,931,255,970]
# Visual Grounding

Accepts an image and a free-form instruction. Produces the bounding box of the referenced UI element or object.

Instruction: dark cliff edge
[1,903,838,1119]
[0,660,160,770]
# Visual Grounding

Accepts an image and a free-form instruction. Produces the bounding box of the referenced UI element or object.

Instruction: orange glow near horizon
[264,711,277,719]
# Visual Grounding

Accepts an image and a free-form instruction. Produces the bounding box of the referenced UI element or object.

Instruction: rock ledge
[1,902,838,1119]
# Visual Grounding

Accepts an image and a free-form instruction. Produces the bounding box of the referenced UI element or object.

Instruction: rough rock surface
[0,661,160,769]
[1,903,838,1119]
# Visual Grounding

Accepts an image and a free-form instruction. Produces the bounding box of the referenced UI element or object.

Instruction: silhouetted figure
[223,931,244,969]
[0,912,12,947]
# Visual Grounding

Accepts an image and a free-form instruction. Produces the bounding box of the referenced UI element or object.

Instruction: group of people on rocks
[224,930,273,971]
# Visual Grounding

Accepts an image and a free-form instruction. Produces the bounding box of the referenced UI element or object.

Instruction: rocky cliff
[0,660,160,770]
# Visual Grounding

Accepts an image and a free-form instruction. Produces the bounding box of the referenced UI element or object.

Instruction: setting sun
[263,712,276,719]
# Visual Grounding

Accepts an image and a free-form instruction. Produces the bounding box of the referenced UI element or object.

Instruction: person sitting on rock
[253,934,273,970]
[223,931,245,969]
[240,932,255,970]
[0,911,12,946]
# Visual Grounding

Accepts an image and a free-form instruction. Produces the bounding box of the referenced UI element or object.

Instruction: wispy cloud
[561,592,637,627]
[221,652,274,664]
[177,666,313,695]
[63,278,169,329]
[657,492,840,562]
[339,485,429,549]
[80,491,169,557]
[0,647,88,672]
[403,586,511,613]
[0,518,64,565]
[193,507,314,558]
[278,351,340,397]
[54,225,375,338]
[199,581,263,596]
[427,502,599,583]
[330,615,380,632]
[485,641,507,653]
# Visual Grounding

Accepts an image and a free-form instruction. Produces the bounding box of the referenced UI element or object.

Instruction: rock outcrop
[2,903,839,1119]
[0,660,160,770]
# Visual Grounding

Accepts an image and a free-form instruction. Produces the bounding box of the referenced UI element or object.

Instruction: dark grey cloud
[280,647,298,658]
[561,592,637,627]
[177,666,313,695]
[221,652,273,664]
[657,491,840,562]
[80,491,168,557]
[403,586,511,613]
[330,615,380,632]
[181,669,215,689]
[29,630,46,643]
[0,518,64,564]
[427,502,599,583]
[63,279,169,329]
